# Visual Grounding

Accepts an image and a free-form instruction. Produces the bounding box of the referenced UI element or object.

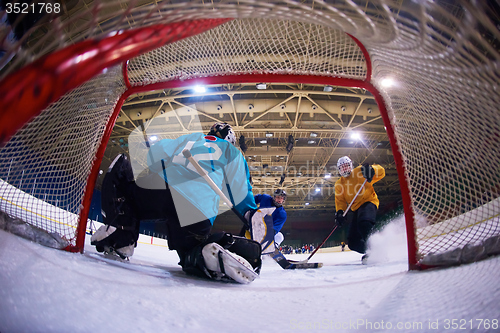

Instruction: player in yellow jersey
[334,156,385,263]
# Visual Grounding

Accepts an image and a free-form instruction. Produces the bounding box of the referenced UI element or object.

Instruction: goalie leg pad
[101,154,138,230]
[181,232,262,283]
[203,232,262,272]
[248,208,276,254]
[225,235,262,274]
[202,242,258,284]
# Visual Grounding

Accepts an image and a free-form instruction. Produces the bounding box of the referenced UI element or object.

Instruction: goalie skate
[202,242,259,284]
[102,244,135,260]
[91,225,135,259]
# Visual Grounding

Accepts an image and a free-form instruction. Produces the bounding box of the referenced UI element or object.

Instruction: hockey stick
[181,149,249,228]
[292,178,368,264]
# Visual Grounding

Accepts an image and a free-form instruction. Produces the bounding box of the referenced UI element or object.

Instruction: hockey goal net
[0,1,499,269]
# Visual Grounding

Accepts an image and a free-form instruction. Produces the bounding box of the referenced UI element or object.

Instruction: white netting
[127,18,367,85]
[365,2,500,258]
[0,1,499,264]
[0,65,125,243]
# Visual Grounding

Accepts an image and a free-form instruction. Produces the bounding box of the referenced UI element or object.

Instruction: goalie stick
[181,149,321,270]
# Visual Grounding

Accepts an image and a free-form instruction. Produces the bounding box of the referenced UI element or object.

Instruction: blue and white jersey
[146,133,257,226]
[254,193,287,234]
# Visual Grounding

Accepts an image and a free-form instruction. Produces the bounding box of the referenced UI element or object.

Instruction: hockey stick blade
[290,262,323,269]
[270,249,322,269]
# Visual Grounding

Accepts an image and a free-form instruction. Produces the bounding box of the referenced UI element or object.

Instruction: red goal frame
[0,20,416,269]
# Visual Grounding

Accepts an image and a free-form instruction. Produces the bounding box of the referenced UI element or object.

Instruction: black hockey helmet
[208,122,236,146]
[273,189,287,206]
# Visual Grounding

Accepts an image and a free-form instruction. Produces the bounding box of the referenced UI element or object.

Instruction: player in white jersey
[91,123,262,283]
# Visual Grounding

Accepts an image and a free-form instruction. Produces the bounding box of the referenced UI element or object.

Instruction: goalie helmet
[273,189,287,206]
[208,122,236,146]
[337,156,353,177]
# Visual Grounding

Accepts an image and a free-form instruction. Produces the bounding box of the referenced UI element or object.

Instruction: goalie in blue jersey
[91,123,262,283]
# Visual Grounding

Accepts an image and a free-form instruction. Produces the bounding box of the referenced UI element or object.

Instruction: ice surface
[1,218,499,333]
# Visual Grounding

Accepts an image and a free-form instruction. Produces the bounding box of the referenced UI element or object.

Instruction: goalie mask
[337,156,353,177]
[208,122,236,146]
[273,189,287,207]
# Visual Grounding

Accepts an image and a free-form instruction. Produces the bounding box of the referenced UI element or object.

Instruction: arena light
[149,135,158,142]
[350,131,361,140]
[380,77,395,88]
[323,85,333,92]
[256,83,267,90]
[324,173,331,179]
[193,85,206,93]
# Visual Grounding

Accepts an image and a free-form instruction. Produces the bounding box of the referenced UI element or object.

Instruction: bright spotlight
[150,135,158,142]
[380,78,395,88]
[256,83,267,90]
[193,85,206,93]
[350,132,361,140]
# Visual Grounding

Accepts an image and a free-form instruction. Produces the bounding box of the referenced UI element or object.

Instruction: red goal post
[0,1,498,270]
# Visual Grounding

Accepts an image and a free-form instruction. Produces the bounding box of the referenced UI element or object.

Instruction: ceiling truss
[102,82,400,212]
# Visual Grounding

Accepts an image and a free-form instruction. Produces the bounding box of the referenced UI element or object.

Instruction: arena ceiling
[100,81,402,217]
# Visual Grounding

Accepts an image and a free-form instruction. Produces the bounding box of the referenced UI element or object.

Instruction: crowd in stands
[280,242,349,255]
[280,244,315,255]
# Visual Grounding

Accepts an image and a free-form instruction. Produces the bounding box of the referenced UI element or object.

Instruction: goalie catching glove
[182,232,262,284]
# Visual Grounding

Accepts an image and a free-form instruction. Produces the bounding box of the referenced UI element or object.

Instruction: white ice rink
[1,213,499,333]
